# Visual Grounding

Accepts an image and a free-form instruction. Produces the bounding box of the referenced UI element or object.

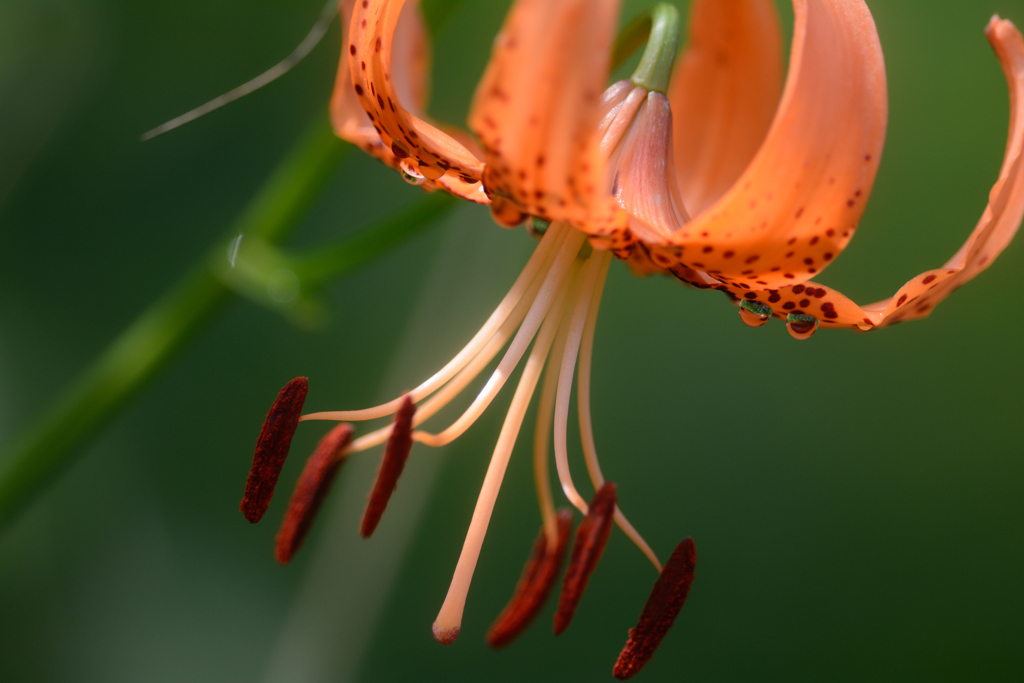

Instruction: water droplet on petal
[418,163,445,181]
[786,313,818,340]
[739,300,772,328]
[399,160,425,186]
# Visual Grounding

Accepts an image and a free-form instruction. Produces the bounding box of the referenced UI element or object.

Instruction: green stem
[0,116,346,530]
[296,192,457,284]
[613,3,681,94]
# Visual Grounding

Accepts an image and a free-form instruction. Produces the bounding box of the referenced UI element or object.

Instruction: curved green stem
[0,114,458,531]
[213,192,458,328]
[295,192,457,284]
[612,3,682,94]
[0,116,344,530]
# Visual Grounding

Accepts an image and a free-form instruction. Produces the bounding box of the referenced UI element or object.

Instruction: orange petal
[634,0,886,289]
[469,0,621,225]
[330,1,391,159]
[670,0,783,216]
[728,17,1024,331]
[337,0,487,202]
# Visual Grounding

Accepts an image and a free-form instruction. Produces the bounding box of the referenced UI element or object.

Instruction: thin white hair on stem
[140,0,338,141]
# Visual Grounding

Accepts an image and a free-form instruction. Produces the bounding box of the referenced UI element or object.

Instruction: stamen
[301,223,568,423]
[554,482,617,634]
[360,395,415,538]
[432,266,575,645]
[275,423,353,564]
[553,252,609,513]
[613,537,697,680]
[485,508,573,649]
[343,255,552,456]
[576,252,662,572]
[241,377,309,523]
[532,329,566,545]
[415,228,587,448]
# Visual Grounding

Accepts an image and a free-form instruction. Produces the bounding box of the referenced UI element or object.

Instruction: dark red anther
[275,423,353,564]
[240,377,308,523]
[360,394,415,538]
[553,482,617,634]
[486,509,573,648]
[613,537,697,680]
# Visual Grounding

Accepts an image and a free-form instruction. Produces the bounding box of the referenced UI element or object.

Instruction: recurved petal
[331,0,417,169]
[341,0,487,202]
[661,0,887,289]
[670,0,783,216]
[729,16,1024,331]
[469,0,621,225]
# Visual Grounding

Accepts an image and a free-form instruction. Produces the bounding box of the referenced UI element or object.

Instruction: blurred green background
[1,0,1022,681]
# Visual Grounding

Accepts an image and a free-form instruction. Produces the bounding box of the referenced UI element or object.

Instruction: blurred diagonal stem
[0,115,456,530]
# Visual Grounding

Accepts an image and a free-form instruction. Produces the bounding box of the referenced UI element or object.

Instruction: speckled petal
[670,0,783,216]
[341,0,487,202]
[729,17,1024,331]
[331,1,419,168]
[469,0,621,225]
[635,0,886,289]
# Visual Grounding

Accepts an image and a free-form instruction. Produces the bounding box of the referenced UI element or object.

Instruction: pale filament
[413,228,587,448]
[530,261,588,545]
[432,259,576,641]
[531,315,570,546]
[344,255,553,455]
[576,254,662,573]
[552,250,610,515]
[301,221,569,423]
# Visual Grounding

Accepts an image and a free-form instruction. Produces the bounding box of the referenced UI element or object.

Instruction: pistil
[432,246,585,643]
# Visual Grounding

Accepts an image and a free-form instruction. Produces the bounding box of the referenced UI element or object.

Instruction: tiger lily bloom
[241,0,1024,677]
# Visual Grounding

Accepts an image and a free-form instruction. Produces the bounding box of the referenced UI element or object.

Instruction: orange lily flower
[242,0,1024,678]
